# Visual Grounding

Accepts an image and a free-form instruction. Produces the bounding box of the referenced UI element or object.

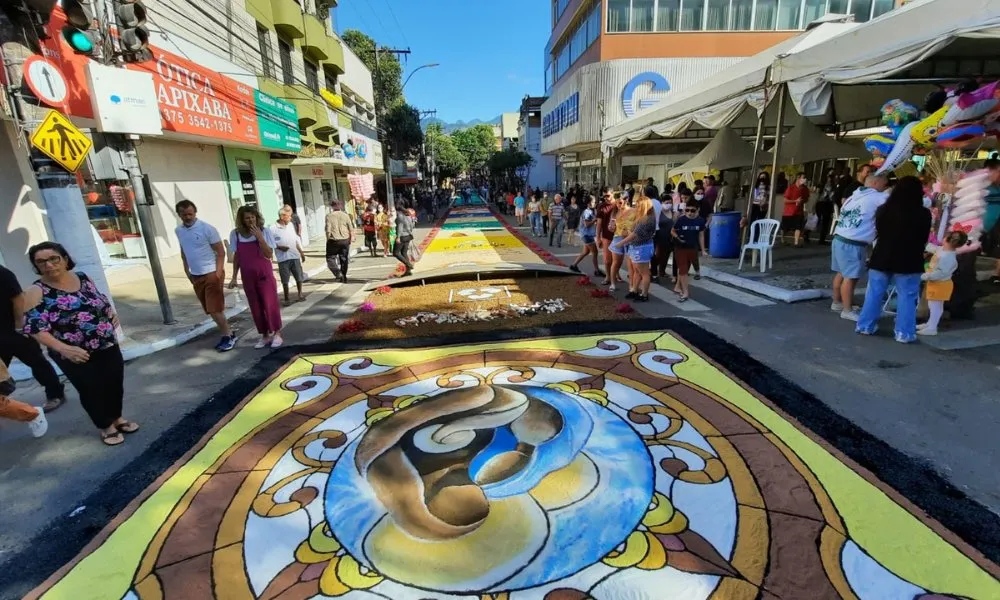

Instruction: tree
[341,30,402,109]
[453,124,497,176]
[487,147,534,191]
[382,102,424,160]
[425,123,466,180]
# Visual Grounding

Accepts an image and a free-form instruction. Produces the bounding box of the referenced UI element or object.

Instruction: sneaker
[694,272,702,280]
[216,335,236,352]
[254,337,272,349]
[270,335,284,348]
[568,265,581,273]
[609,284,617,292]
[917,328,938,336]
[625,291,638,299]
[29,407,48,438]
[830,302,844,312]
[636,294,650,302]
[594,270,604,278]
[840,310,860,322]
[895,333,917,344]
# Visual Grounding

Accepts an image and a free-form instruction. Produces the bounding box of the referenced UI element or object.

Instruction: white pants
[924,300,944,330]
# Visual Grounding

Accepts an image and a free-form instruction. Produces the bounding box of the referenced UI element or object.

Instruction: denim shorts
[581,234,596,245]
[831,237,869,279]
[629,241,654,264]
[610,236,626,256]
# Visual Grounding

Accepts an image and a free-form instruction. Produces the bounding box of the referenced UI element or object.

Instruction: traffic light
[61,0,100,56]
[2,0,59,49]
[113,0,150,63]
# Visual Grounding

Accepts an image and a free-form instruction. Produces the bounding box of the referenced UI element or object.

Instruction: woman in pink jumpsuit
[228,206,283,348]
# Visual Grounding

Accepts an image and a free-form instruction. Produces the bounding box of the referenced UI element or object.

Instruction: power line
[361,1,394,54]
[379,0,410,48]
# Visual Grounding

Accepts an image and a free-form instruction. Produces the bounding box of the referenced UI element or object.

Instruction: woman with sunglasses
[22,242,137,446]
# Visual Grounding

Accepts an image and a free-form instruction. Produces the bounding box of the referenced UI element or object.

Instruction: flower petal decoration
[590,289,611,298]
[616,303,634,314]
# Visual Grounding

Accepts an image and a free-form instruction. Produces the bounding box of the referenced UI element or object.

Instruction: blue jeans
[856,270,922,342]
[529,212,541,235]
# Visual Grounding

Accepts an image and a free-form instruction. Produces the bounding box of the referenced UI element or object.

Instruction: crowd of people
[0,184,452,445]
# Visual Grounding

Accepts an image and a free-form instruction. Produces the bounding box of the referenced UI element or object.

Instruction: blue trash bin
[709,211,741,259]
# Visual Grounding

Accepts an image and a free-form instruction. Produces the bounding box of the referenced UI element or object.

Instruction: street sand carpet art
[18,320,1000,600]
[416,204,549,271]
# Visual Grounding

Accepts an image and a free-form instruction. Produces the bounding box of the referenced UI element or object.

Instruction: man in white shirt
[271,205,307,305]
[174,200,235,351]
[831,174,889,321]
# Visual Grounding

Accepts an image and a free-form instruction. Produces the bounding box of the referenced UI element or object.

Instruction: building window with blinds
[278,37,294,85]
[705,0,730,30]
[305,60,320,94]
[257,26,274,79]
[608,0,630,32]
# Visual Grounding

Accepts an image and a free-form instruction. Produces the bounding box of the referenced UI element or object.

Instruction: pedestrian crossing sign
[29,110,93,173]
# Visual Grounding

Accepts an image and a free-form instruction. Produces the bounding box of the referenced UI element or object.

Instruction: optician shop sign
[42,8,299,152]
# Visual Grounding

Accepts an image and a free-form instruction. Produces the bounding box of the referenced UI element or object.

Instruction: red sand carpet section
[16,320,1000,600]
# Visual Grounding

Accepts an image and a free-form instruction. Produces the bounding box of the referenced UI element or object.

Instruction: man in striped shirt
[549,194,567,248]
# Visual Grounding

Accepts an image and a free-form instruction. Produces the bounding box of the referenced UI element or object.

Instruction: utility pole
[420,108,437,187]
[371,46,410,206]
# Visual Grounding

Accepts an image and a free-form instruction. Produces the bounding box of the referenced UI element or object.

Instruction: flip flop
[101,431,125,446]
[115,420,140,434]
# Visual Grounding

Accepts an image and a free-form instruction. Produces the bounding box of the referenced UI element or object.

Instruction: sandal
[43,397,65,412]
[101,431,125,446]
[115,420,140,434]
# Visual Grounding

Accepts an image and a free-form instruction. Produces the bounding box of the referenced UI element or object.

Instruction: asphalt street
[1,209,998,596]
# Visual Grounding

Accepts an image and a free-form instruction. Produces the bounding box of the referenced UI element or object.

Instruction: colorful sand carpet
[416,197,552,272]
[15,320,999,600]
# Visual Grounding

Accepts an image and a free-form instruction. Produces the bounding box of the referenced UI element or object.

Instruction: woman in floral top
[22,242,137,446]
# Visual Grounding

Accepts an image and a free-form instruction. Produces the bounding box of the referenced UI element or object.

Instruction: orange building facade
[541,0,900,188]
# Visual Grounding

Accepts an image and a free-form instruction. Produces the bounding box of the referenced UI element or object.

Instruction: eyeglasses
[33,256,63,266]
[684,209,698,214]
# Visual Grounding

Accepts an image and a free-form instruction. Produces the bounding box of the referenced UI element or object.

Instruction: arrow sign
[23,56,69,108]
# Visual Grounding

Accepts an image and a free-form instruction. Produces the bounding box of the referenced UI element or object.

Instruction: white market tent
[772,0,1000,119]
[603,0,1000,154]
[778,115,868,164]
[668,127,773,177]
[601,20,858,152]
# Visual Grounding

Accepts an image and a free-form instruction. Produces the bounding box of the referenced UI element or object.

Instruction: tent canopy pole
[767,83,788,222]
[743,70,770,245]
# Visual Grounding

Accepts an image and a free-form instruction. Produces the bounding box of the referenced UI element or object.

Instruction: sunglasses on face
[685,209,698,214]
[33,256,63,266]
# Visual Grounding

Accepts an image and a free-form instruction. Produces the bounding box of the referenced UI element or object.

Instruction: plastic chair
[738,219,780,273]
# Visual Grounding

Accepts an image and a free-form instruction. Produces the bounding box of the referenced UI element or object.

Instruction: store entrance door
[237,160,259,209]
[278,168,296,212]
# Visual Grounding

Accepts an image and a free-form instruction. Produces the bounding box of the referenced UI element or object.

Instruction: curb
[699,267,829,304]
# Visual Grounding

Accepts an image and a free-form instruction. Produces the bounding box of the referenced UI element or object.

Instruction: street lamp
[403,63,440,89]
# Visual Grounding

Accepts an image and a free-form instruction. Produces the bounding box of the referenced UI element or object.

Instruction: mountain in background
[423,115,501,133]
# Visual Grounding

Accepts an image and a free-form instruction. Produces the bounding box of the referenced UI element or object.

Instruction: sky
[334,0,550,124]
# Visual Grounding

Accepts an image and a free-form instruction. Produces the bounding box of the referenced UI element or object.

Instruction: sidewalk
[9,235,363,381]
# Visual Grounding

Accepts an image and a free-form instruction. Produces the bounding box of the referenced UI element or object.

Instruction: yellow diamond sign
[30,110,93,173]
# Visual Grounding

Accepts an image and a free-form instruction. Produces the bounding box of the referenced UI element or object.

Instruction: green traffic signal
[62,28,94,54]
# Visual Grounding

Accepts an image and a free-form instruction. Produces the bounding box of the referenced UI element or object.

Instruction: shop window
[299,179,314,210]
[730,0,753,29]
[828,0,849,13]
[754,0,778,30]
[78,171,144,261]
[850,0,873,22]
[653,0,677,30]
[257,25,274,79]
[607,0,630,32]
[705,0,730,30]
[587,3,601,44]
[631,0,655,32]
[305,59,320,94]
[776,0,802,29]
[237,159,259,209]
[803,0,827,25]
[679,0,704,31]
[278,37,294,85]
[872,0,894,20]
